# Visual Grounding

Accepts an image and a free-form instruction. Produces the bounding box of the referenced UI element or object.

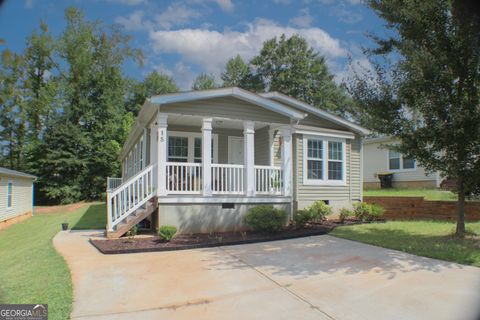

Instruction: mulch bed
[90,219,362,254]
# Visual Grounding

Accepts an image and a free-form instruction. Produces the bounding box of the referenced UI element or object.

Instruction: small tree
[192,73,218,90]
[348,0,480,236]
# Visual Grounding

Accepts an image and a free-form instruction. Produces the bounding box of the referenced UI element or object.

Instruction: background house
[363,137,441,189]
[0,167,36,230]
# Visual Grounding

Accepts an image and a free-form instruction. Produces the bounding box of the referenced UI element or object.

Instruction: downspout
[360,138,364,202]
[349,141,352,203]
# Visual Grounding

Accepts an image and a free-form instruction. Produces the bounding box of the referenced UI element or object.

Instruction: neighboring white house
[0,167,36,230]
[106,87,370,237]
[363,137,441,189]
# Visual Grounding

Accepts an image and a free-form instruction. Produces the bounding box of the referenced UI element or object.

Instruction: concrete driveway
[54,231,480,320]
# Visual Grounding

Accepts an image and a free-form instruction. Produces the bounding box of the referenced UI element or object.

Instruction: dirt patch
[91,220,361,254]
[35,202,88,214]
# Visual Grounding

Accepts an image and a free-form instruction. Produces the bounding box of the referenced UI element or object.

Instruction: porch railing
[167,162,202,194]
[255,165,283,195]
[106,177,123,191]
[212,164,244,194]
[106,164,156,231]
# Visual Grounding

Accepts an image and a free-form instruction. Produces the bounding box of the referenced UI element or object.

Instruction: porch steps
[106,199,158,239]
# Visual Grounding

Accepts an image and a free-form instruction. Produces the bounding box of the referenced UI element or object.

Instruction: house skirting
[157,201,291,234]
[0,211,32,231]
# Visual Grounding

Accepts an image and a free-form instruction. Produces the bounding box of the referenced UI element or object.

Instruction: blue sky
[0,0,385,89]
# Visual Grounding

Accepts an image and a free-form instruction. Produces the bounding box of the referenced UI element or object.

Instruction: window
[388,150,416,170]
[307,139,323,180]
[6,181,12,209]
[194,138,215,163]
[388,150,401,170]
[328,141,343,180]
[168,136,188,162]
[303,136,346,185]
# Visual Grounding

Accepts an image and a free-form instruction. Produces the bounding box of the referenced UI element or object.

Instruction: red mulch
[90,219,362,254]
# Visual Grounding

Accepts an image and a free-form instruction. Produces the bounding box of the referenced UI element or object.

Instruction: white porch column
[280,127,292,196]
[202,118,213,196]
[244,120,255,197]
[156,113,168,196]
[142,128,147,170]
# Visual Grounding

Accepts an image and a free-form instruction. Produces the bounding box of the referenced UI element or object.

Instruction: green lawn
[0,202,105,320]
[331,221,480,267]
[364,188,457,201]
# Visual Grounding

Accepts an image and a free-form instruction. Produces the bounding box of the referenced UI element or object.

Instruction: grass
[364,188,457,201]
[331,220,480,267]
[0,202,106,320]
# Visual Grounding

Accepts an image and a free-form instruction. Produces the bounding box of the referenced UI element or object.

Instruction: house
[363,136,441,189]
[106,87,370,238]
[0,167,36,230]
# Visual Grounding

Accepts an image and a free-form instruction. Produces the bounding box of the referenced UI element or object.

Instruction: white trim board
[158,196,292,204]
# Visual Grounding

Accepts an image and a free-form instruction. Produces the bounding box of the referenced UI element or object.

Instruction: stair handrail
[107,163,157,231]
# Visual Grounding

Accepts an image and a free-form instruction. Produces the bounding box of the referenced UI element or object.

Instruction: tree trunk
[456,176,466,237]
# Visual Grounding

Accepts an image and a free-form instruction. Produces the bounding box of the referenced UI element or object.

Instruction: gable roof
[149,87,307,120]
[0,167,36,180]
[260,91,370,136]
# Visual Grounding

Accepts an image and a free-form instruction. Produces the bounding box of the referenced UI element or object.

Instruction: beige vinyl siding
[0,175,33,222]
[254,127,270,165]
[363,141,436,183]
[160,97,291,124]
[272,130,282,167]
[294,134,362,209]
[298,114,347,131]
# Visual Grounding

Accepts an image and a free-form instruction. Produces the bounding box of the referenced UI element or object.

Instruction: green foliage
[353,202,385,222]
[348,0,480,235]
[339,208,354,223]
[221,54,258,89]
[192,73,218,90]
[126,225,138,240]
[293,201,332,228]
[308,201,332,221]
[244,205,288,233]
[293,209,312,228]
[159,225,177,241]
[250,34,353,115]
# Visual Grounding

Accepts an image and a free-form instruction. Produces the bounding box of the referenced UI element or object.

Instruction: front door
[228,137,244,164]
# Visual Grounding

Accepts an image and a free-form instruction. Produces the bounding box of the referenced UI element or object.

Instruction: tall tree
[250,34,352,115]
[192,73,218,90]
[221,55,250,87]
[348,0,480,236]
[125,71,178,116]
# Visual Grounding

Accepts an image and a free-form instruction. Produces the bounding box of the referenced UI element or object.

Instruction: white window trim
[6,180,13,210]
[387,150,417,172]
[167,131,218,163]
[303,135,347,186]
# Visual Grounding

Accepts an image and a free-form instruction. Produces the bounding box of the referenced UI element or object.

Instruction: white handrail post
[202,118,213,196]
[157,113,168,196]
[244,120,255,197]
[107,194,113,231]
[280,126,292,197]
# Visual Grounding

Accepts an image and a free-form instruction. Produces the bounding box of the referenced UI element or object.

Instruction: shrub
[339,208,354,223]
[353,203,385,222]
[308,201,332,222]
[244,205,288,233]
[159,225,177,241]
[293,209,312,228]
[126,225,138,240]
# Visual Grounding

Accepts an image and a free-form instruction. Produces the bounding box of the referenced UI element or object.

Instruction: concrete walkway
[54,231,480,320]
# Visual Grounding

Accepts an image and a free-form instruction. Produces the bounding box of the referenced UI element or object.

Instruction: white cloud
[272,0,291,4]
[107,0,146,5]
[188,0,235,13]
[289,8,313,28]
[115,10,152,31]
[331,5,363,24]
[345,0,362,5]
[156,62,196,90]
[24,0,36,9]
[149,19,347,78]
[155,3,202,30]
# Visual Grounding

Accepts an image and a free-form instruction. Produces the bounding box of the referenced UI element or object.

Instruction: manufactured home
[106,87,369,237]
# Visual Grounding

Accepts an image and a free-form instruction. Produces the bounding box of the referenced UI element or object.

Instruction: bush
[126,225,138,239]
[244,205,288,233]
[159,225,177,241]
[293,209,312,228]
[308,201,332,221]
[353,203,385,222]
[339,208,354,223]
